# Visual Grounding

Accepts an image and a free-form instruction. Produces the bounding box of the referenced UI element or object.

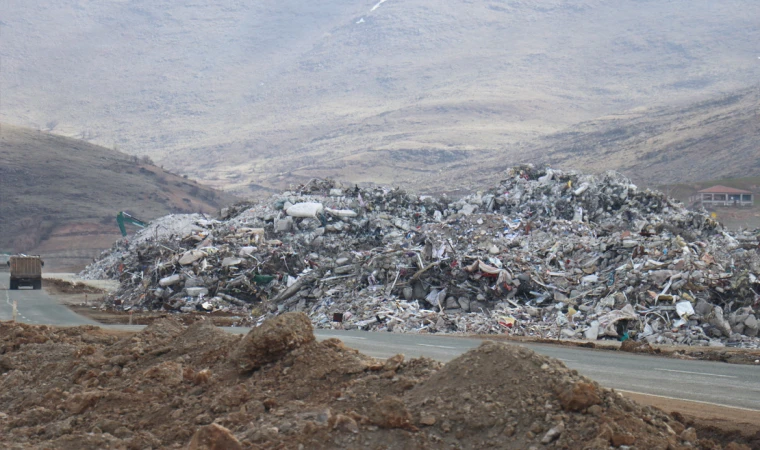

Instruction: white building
[692,185,754,207]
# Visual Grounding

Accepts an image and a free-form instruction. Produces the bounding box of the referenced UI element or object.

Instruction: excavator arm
[117,212,147,237]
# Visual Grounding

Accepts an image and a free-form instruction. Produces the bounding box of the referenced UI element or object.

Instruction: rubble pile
[0,316,754,449]
[82,166,760,347]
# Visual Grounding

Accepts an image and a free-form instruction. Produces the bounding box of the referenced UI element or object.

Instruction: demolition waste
[82,166,760,348]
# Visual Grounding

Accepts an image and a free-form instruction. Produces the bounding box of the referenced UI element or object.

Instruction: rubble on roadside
[0,316,754,449]
[82,166,760,348]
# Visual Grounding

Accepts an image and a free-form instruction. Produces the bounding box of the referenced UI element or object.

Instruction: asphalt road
[306,329,760,411]
[2,274,759,411]
[0,274,98,326]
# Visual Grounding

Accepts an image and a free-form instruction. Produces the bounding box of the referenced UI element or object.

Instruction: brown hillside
[445,87,760,198]
[0,124,236,269]
[518,87,760,187]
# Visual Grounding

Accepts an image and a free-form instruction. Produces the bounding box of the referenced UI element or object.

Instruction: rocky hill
[0,124,236,269]
[2,1,759,193]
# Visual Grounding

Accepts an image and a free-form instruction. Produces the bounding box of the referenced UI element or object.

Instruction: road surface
[304,329,760,411]
[2,274,759,411]
[1,274,99,326]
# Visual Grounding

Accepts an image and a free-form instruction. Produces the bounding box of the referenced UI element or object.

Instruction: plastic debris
[81,166,760,348]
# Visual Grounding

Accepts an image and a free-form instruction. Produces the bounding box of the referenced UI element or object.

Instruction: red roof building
[692,185,754,207]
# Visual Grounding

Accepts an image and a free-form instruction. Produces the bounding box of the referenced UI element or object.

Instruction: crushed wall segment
[82,166,760,347]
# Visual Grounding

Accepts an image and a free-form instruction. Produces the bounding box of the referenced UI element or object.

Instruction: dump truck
[7,255,44,290]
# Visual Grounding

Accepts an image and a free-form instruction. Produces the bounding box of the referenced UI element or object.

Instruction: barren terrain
[0,124,236,269]
[514,88,760,188]
[2,1,759,193]
[0,315,757,449]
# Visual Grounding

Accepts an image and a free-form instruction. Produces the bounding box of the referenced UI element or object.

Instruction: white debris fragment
[286,202,324,218]
[179,250,206,265]
[159,274,181,287]
[675,301,695,319]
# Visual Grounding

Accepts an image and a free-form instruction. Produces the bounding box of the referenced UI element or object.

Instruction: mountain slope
[0,124,235,268]
[2,0,759,192]
[510,87,760,186]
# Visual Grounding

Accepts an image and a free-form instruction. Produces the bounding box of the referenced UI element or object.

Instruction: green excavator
[117,212,147,237]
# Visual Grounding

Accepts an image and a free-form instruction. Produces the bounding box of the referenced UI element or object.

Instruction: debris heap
[82,166,760,347]
[0,315,754,449]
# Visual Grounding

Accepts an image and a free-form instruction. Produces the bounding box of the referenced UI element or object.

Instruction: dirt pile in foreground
[0,315,754,449]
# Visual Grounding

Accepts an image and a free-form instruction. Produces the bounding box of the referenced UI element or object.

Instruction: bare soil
[621,392,760,449]
[0,315,754,449]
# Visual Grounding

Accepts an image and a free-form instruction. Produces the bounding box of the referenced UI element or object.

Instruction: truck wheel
[9,280,18,290]
[34,280,42,290]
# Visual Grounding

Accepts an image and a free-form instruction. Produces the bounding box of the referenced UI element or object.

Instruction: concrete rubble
[82,166,760,348]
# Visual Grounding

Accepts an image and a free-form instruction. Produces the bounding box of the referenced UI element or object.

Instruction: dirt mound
[231,312,315,373]
[0,322,118,356]
[0,316,752,449]
[405,341,683,448]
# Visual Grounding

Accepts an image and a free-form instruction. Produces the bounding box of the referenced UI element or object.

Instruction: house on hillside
[692,185,754,207]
